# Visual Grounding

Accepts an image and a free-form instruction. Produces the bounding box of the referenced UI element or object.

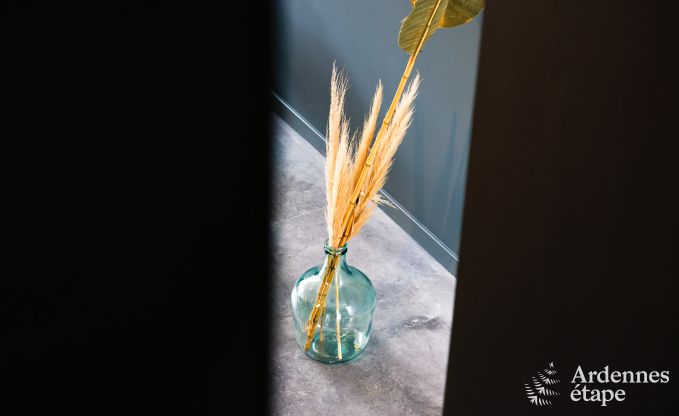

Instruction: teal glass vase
[291,242,376,363]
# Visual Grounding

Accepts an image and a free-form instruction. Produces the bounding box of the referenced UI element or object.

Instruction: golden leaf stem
[303,254,340,351]
[337,0,439,241]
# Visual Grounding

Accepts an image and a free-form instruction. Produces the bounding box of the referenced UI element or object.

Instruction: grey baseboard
[272,92,459,275]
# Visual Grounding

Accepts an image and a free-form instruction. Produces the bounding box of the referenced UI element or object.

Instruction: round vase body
[291,243,376,363]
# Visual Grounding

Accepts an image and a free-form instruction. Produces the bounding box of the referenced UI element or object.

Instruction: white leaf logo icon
[524,362,561,406]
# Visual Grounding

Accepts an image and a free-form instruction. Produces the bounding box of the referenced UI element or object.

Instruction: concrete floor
[271,115,456,416]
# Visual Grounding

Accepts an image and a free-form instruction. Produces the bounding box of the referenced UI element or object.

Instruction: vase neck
[323,241,348,267]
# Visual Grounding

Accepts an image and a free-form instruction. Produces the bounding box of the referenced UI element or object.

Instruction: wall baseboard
[272,92,459,275]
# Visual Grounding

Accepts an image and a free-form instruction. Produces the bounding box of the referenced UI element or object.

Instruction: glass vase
[291,242,376,363]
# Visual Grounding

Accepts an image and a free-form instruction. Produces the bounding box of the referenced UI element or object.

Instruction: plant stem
[319,303,326,342]
[335,271,342,359]
[304,254,340,351]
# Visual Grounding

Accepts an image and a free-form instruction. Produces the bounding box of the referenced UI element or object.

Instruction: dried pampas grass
[324,64,419,247]
[303,64,420,354]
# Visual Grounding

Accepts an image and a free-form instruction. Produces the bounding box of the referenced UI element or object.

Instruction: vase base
[298,328,369,364]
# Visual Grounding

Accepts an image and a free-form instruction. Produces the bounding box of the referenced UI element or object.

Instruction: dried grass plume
[325,64,419,247]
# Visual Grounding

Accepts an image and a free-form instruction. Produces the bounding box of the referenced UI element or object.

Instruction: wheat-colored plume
[325,66,419,247]
[351,81,383,189]
[325,66,353,246]
[351,74,419,236]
